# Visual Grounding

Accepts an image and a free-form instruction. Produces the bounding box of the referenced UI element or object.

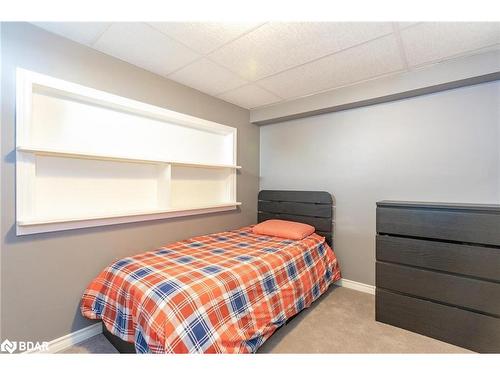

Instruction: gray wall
[260,81,500,286]
[0,23,258,342]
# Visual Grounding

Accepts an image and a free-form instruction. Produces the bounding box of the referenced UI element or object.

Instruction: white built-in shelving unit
[16,69,241,235]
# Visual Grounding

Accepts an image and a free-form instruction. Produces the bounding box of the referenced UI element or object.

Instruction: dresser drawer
[376,262,500,316]
[376,235,500,282]
[376,205,500,246]
[376,289,500,353]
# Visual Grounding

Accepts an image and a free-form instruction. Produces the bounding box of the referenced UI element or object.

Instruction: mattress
[81,226,341,353]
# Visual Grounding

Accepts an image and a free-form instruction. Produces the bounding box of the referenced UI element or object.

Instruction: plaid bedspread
[81,226,341,353]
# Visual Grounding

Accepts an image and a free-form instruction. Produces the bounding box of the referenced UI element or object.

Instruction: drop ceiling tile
[149,22,263,54]
[258,35,404,100]
[168,58,247,95]
[93,23,200,77]
[397,22,420,30]
[217,84,281,109]
[209,22,394,80]
[32,22,111,45]
[401,22,500,67]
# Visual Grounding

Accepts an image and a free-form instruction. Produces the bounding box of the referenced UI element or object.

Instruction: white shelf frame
[15,69,241,235]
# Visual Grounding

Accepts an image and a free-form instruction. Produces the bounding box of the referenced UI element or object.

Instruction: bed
[81,190,340,353]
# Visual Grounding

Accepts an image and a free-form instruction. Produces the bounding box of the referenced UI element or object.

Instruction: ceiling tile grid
[148,22,263,54]
[32,22,111,45]
[167,58,248,96]
[93,23,200,77]
[31,21,500,109]
[400,22,500,67]
[257,34,405,99]
[208,22,394,81]
[217,84,282,109]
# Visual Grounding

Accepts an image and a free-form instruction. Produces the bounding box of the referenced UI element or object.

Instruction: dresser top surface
[377,200,500,212]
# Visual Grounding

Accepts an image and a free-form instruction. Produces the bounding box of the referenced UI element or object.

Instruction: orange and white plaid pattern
[81,226,341,353]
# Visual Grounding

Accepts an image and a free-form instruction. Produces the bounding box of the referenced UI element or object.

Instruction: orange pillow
[252,219,315,240]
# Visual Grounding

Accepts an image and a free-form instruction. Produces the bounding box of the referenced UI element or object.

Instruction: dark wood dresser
[375,201,500,353]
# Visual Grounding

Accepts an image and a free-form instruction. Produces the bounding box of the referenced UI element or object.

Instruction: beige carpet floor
[63,286,471,354]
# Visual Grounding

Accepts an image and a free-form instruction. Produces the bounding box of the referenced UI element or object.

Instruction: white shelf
[18,202,242,226]
[17,146,242,169]
[15,69,240,235]
[17,202,241,235]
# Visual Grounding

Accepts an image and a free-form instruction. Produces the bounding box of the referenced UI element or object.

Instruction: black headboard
[258,190,334,246]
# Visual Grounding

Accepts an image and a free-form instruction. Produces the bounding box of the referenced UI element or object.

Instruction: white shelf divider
[16,68,241,235]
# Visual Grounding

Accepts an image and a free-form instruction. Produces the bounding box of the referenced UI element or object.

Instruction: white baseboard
[335,278,375,295]
[25,322,102,354]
